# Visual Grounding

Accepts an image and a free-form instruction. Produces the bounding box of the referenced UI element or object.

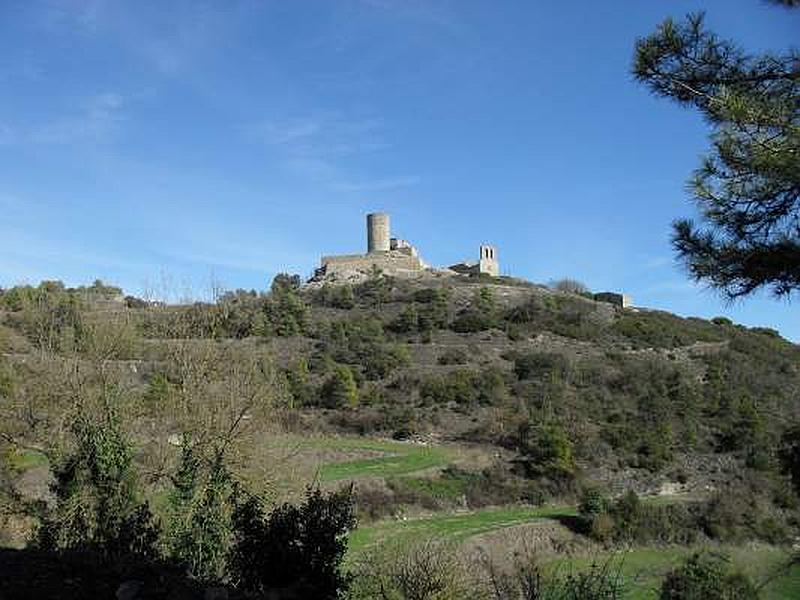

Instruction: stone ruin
[311,212,632,307]
[314,212,499,280]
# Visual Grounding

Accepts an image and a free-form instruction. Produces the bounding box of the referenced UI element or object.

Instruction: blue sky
[1,1,798,339]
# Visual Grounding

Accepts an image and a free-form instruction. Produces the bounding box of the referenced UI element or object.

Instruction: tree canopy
[633,6,800,299]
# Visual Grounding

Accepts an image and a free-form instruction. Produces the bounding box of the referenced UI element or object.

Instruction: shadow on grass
[550,513,585,535]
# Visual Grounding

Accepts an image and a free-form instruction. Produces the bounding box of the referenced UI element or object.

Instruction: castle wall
[320,251,425,275]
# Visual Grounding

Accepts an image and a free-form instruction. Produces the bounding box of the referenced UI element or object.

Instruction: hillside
[1,272,799,596]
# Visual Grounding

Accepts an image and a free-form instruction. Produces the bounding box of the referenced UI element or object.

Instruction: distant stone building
[314,212,501,280]
[593,292,632,308]
[447,244,499,277]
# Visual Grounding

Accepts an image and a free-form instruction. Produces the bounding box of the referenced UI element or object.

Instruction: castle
[315,212,499,279]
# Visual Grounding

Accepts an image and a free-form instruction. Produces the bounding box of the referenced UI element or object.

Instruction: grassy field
[297,437,453,482]
[348,504,576,554]
[554,545,800,599]
[347,504,800,599]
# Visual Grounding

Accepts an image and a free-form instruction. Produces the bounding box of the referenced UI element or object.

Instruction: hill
[1,272,799,596]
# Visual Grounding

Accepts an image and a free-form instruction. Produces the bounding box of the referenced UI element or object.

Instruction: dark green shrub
[451,310,493,333]
[264,273,308,337]
[317,317,409,379]
[388,305,419,334]
[285,359,314,407]
[660,552,757,600]
[167,448,236,583]
[437,347,469,365]
[420,368,508,407]
[778,423,800,496]
[320,365,358,409]
[354,269,393,307]
[39,407,159,563]
[451,287,498,333]
[515,422,576,479]
[229,487,356,599]
[513,351,571,381]
[613,311,723,349]
[578,487,610,534]
[328,284,356,309]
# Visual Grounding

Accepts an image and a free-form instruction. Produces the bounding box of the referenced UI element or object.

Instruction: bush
[513,351,571,381]
[660,552,757,600]
[320,365,359,409]
[230,487,356,599]
[504,294,603,341]
[578,488,610,535]
[39,407,160,563]
[475,551,625,600]
[285,359,314,407]
[550,278,591,296]
[389,305,419,333]
[613,311,723,349]
[515,422,576,479]
[167,447,236,583]
[437,347,469,365]
[451,287,497,333]
[4,283,84,352]
[328,284,356,309]
[778,423,800,496]
[317,317,409,379]
[577,489,707,545]
[264,273,308,337]
[348,538,471,600]
[420,368,508,407]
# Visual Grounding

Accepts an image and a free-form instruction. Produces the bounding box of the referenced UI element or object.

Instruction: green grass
[552,545,800,600]
[297,437,452,482]
[348,504,576,554]
[3,448,48,473]
[388,474,469,501]
[346,501,799,599]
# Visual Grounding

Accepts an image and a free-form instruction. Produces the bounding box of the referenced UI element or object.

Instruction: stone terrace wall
[320,251,425,275]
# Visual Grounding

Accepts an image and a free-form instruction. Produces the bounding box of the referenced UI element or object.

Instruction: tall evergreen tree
[633,5,799,298]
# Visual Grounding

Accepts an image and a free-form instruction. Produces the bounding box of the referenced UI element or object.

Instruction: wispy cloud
[36,1,247,76]
[40,0,109,33]
[250,113,387,158]
[247,112,417,192]
[28,92,125,144]
[332,176,421,192]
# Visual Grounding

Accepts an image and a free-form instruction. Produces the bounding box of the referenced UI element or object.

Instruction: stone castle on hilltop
[312,212,632,308]
[315,212,499,280]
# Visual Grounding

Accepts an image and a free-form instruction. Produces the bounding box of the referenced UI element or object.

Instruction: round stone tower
[367,212,390,253]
